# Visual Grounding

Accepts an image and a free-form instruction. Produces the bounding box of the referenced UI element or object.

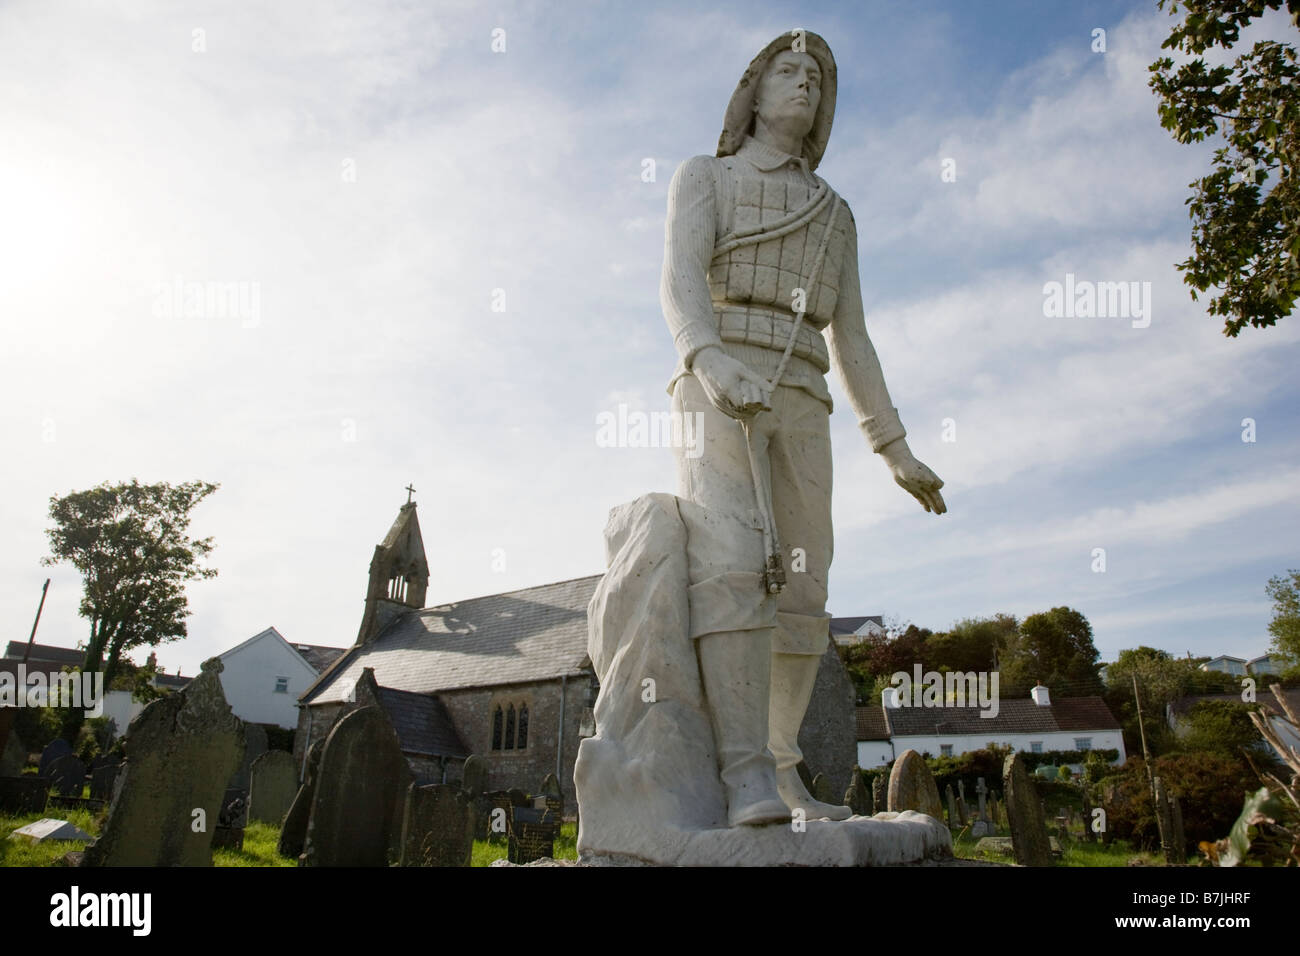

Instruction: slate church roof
[302,574,601,705]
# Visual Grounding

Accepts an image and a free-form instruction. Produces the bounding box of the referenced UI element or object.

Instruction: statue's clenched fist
[691,345,773,420]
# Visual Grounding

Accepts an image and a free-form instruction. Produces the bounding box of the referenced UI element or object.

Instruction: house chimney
[882,687,902,709]
[1031,684,1050,706]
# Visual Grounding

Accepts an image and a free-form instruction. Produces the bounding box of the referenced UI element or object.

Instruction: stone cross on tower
[405,484,416,504]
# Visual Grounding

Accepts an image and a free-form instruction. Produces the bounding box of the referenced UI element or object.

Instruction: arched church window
[504,704,516,750]
[517,704,529,749]
[491,706,503,751]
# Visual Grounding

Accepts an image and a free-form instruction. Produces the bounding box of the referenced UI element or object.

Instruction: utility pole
[1132,673,1169,859]
[0,579,51,762]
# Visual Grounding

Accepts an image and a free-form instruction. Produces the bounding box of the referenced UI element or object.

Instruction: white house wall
[856,740,895,769]
[889,730,1127,763]
[218,631,319,728]
[100,689,143,739]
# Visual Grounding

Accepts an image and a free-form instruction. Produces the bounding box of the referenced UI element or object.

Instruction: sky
[1,0,1297,680]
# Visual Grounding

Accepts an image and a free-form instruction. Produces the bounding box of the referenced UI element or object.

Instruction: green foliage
[1000,607,1103,697]
[926,744,1012,795]
[1265,569,1300,677]
[1149,0,1300,335]
[42,478,219,739]
[1180,698,1273,756]
[1098,752,1258,850]
[925,614,1018,673]
[1085,749,1112,785]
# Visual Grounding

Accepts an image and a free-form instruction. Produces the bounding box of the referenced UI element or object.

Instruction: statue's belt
[713,305,831,374]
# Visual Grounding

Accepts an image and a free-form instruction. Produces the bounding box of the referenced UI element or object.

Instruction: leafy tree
[926,614,1019,674]
[1149,0,1300,335]
[838,624,933,698]
[1265,568,1300,676]
[42,479,218,738]
[1180,698,1273,756]
[1104,646,1198,756]
[1100,752,1259,849]
[999,606,1104,697]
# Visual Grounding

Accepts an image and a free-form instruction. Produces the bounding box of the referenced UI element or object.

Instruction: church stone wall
[439,675,592,807]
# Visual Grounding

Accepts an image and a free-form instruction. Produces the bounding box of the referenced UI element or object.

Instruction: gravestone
[508,806,557,864]
[300,705,411,867]
[399,783,474,867]
[975,777,988,823]
[461,754,488,797]
[970,819,991,837]
[88,755,121,802]
[0,776,49,814]
[9,818,93,844]
[81,658,245,867]
[0,729,25,776]
[1002,752,1053,867]
[1170,794,1185,862]
[871,773,887,814]
[886,750,943,820]
[843,769,872,817]
[47,754,87,797]
[956,780,969,825]
[249,750,298,824]
[945,785,958,829]
[228,724,268,792]
[539,772,564,820]
[475,790,515,841]
[1081,790,1096,843]
[215,787,248,849]
[39,739,72,778]
[278,740,323,859]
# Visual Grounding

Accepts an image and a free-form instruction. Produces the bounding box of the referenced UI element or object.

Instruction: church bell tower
[356,488,430,645]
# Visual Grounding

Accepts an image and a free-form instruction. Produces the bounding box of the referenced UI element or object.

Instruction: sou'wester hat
[716,30,837,172]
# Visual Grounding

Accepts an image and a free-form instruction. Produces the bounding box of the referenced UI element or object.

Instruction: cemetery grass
[472,821,578,866]
[0,806,99,867]
[952,827,1174,866]
[212,821,296,867]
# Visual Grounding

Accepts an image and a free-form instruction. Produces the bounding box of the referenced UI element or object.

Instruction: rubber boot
[697,629,791,827]
[769,651,853,821]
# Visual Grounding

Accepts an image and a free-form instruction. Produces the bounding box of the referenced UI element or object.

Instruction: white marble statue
[661,30,946,827]
[574,30,950,866]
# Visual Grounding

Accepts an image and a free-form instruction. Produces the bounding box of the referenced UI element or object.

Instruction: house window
[940,744,953,757]
[490,698,532,752]
[274,677,289,694]
[1074,737,1092,751]
[1030,741,1043,753]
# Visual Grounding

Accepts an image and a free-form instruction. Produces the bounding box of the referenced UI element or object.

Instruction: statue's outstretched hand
[879,438,946,514]
[691,346,772,420]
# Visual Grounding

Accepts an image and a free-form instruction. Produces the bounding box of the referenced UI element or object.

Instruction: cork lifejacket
[706,156,853,374]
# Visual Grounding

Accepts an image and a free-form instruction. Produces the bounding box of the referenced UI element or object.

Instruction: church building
[295,497,856,801]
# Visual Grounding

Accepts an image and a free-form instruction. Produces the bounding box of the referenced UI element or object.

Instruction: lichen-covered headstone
[886,750,942,820]
[249,750,298,824]
[843,769,872,817]
[81,658,245,867]
[399,783,474,866]
[278,739,322,859]
[1002,752,1053,867]
[47,754,86,797]
[300,705,411,867]
[872,773,887,814]
[945,784,958,828]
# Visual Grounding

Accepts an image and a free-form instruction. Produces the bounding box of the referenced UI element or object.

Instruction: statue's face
[754,50,821,137]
